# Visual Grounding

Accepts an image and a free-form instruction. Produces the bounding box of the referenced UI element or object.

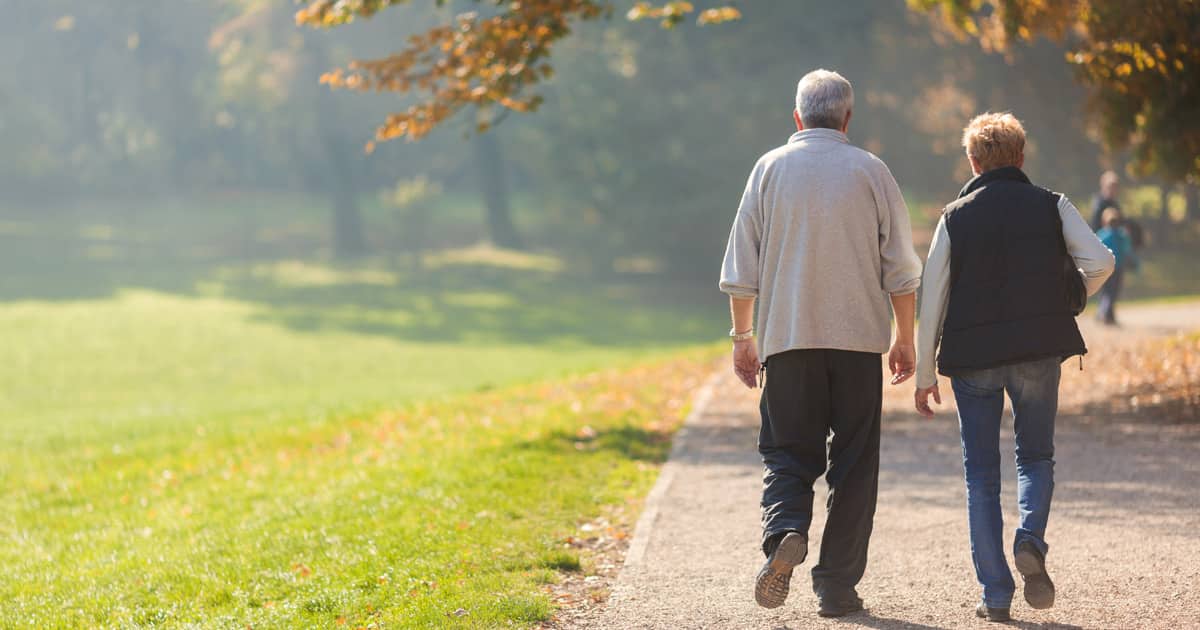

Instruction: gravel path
[576,301,1200,629]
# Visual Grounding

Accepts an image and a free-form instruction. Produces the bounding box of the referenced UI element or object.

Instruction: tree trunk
[1156,184,1172,246]
[330,171,366,259]
[1186,183,1200,224]
[474,131,522,249]
[303,33,368,259]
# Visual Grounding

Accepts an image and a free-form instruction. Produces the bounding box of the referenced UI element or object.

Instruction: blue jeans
[951,357,1060,609]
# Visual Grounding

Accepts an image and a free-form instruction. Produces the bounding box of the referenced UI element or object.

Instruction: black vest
[937,167,1086,375]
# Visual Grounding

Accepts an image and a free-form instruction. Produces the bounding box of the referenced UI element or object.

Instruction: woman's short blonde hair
[962,112,1026,173]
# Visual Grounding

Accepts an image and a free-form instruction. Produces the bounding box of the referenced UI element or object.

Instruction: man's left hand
[888,341,915,385]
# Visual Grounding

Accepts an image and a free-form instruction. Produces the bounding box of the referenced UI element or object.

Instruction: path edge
[621,369,725,568]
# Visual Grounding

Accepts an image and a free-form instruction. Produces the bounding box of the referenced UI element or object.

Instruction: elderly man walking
[719,69,923,617]
[914,113,1114,622]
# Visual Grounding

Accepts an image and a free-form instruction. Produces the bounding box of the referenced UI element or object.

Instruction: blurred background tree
[910,0,1199,183]
[910,0,1200,239]
[2,1,1196,280]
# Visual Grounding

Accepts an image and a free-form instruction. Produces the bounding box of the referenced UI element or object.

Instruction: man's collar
[958,166,1030,198]
[788,128,850,145]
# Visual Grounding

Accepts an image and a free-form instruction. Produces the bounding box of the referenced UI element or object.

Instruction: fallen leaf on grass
[291,563,312,577]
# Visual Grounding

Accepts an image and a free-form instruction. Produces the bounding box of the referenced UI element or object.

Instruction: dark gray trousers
[759,348,882,597]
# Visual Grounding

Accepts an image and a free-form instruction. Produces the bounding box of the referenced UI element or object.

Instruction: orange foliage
[296,1,738,143]
[907,0,1200,182]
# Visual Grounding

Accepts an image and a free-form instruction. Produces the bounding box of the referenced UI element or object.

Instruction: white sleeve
[915,215,951,389]
[1058,195,1115,296]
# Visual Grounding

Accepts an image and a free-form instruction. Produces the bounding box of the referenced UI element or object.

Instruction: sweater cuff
[719,283,758,298]
[885,276,921,296]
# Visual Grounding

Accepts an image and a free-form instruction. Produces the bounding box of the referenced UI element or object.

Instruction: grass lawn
[1,284,721,628]
[0,202,726,628]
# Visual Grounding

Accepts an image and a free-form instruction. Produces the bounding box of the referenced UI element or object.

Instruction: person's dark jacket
[937,167,1088,375]
[1090,195,1119,231]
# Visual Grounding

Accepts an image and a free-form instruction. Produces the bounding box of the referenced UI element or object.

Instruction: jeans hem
[982,596,1013,609]
[1014,530,1049,557]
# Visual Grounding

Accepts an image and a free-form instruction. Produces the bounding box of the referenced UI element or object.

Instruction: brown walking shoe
[1014,541,1055,609]
[754,532,807,608]
[817,593,865,618]
[975,601,1011,622]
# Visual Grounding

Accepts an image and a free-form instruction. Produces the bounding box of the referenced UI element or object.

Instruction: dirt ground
[563,301,1200,629]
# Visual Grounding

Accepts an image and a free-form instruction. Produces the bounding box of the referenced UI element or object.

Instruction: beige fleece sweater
[719,128,923,359]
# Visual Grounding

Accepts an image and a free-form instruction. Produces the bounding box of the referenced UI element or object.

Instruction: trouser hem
[982,595,1014,609]
[1013,530,1049,557]
[761,528,804,556]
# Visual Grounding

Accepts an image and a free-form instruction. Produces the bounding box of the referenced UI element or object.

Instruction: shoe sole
[1014,547,1055,609]
[754,533,807,609]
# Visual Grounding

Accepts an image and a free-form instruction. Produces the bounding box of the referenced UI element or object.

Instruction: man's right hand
[914,383,941,418]
[732,339,760,389]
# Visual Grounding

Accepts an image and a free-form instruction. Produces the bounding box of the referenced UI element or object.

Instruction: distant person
[914,112,1114,623]
[1090,170,1121,231]
[1091,170,1145,248]
[720,69,922,618]
[1096,207,1139,325]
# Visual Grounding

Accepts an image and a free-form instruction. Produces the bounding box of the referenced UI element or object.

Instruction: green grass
[1,342,718,628]
[0,202,725,628]
[1123,245,1200,301]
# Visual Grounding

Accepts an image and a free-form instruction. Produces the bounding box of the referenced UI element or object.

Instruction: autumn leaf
[291,562,313,578]
[296,1,735,144]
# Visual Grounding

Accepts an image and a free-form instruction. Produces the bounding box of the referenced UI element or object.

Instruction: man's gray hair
[795,69,854,130]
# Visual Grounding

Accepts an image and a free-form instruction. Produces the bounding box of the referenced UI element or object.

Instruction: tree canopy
[909,0,1200,182]
[295,1,737,144]
[7,2,1145,269]
[299,0,1199,185]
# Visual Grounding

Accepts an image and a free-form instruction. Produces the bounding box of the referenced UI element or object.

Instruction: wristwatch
[729,327,754,342]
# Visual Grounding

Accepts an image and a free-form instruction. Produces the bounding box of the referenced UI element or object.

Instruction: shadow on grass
[219,262,721,346]
[0,249,218,301]
[0,200,329,301]
[0,205,723,347]
[509,424,675,464]
[0,206,720,345]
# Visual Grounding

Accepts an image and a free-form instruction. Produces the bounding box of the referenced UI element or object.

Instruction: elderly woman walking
[914,113,1115,622]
